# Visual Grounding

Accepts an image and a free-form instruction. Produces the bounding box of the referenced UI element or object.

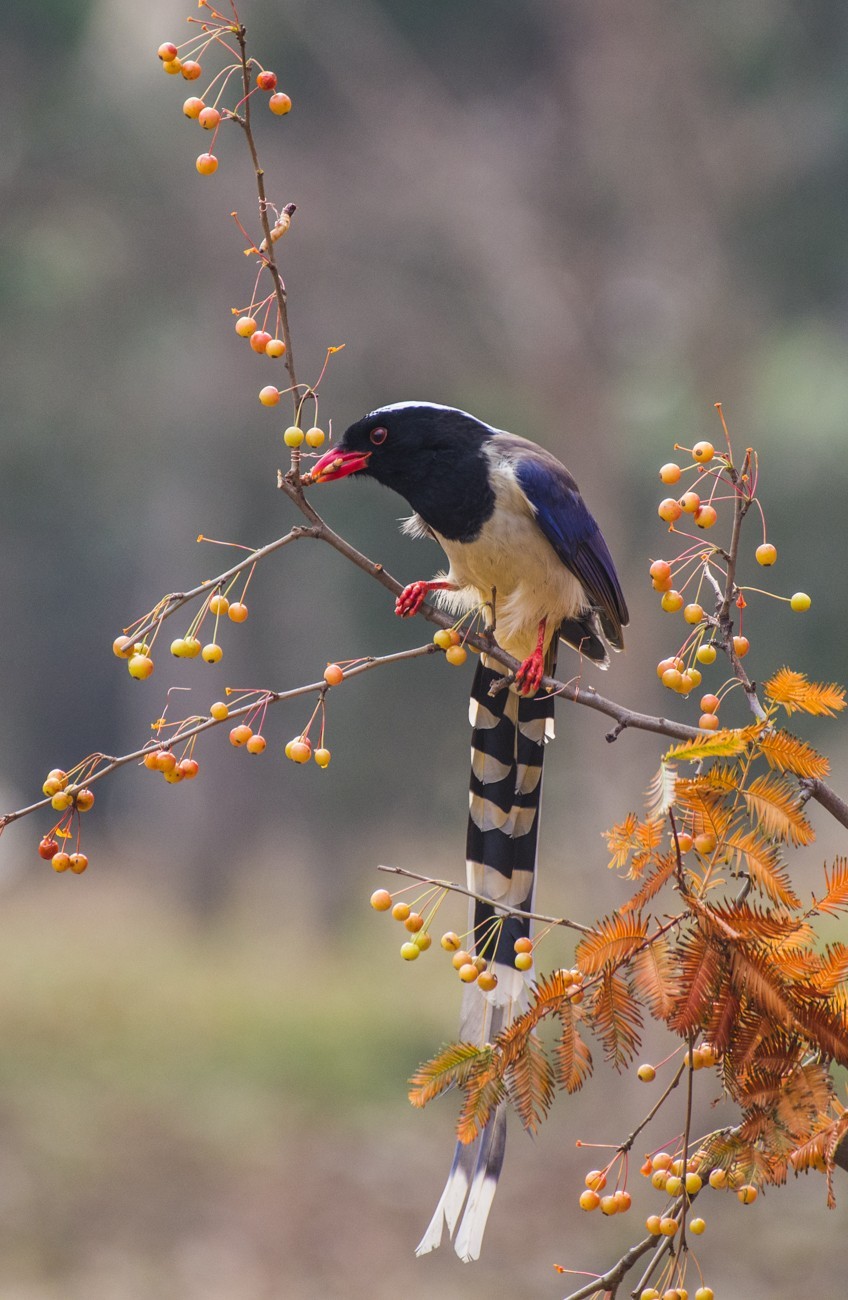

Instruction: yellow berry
[585,1170,607,1191]
[210,701,229,721]
[305,427,325,448]
[665,1175,682,1196]
[445,645,467,666]
[756,542,777,565]
[477,970,498,991]
[284,426,304,447]
[708,1168,727,1189]
[514,952,533,971]
[661,590,684,613]
[695,504,717,529]
[690,1217,706,1235]
[685,1173,702,1194]
[400,942,420,961]
[183,637,202,658]
[637,1064,656,1083]
[599,1195,618,1215]
[646,1214,662,1235]
[790,591,811,612]
[414,932,432,951]
[695,644,717,665]
[391,902,411,922]
[451,950,472,970]
[202,643,223,664]
[659,1217,678,1236]
[314,748,331,768]
[651,1170,668,1191]
[692,440,714,463]
[235,316,258,337]
[128,653,154,680]
[683,603,703,624]
[433,629,453,650]
[579,1189,600,1211]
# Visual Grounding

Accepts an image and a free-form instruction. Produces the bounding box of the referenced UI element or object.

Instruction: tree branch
[376,863,592,934]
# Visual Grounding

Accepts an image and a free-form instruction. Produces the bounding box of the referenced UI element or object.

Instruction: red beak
[306,447,372,484]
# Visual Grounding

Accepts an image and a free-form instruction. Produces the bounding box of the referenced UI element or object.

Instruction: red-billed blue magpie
[309,402,628,1260]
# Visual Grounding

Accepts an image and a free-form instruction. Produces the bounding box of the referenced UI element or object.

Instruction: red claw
[395,579,457,618]
[515,650,545,696]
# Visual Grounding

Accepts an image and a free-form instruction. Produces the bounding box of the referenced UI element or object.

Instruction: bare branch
[376,863,592,933]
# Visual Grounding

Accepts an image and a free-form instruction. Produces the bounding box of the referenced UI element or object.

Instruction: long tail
[416,654,555,1262]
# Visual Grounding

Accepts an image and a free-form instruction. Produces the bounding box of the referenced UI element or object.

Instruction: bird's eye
[369,426,388,445]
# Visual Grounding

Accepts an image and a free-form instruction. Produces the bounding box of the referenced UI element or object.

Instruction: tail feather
[419,654,554,1259]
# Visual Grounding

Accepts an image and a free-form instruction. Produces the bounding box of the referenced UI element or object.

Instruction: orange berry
[659,1217,678,1236]
[198,106,220,129]
[52,852,71,873]
[683,603,703,624]
[658,498,683,524]
[737,1184,758,1204]
[445,645,467,666]
[733,635,750,657]
[250,331,272,354]
[708,1168,727,1189]
[196,153,218,175]
[695,504,717,529]
[646,1214,662,1235]
[143,752,159,771]
[651,1170,668,1191]
[370,889,393,911]
[69,852,89,874]
[112,635,135,658]
[656,656,684,679]
[158,42,178,61]
[692,440,714,463]
[514,937,533,953]
[323,664,344,686]
[450,950,472,970]
[694,831,717,855]
[259,386,280,407]
[265,337,286,358]
[661,669,684,691]
[440,932,461,951]
[677,832,693,853]
[179,758,199,779]
[660,590,683,613]
[246,735,267,755]
[128,653,154,680]
[183,96,204,118]
[229,724,253,747]
[392,902,411,922]
[659,463,681,485]
[585,1170,607,1191]
[162,58,182,75]
[700,693,720,713]
[305,426,325,448]
[699,713,720,731]
[235,316,258,337]
[579,1189,600,1211]
[652,574,673,592]
[683,667,701,689]
[210,701,229,721]
[458,962,479,983]
[181,59,202,80]
[680,491,700,513]
[695,643,717,664]
[477,971,498,991]
[288,740,311,764]
[756,543,777,566]
[613,1190,631,1212]
[652,1153,673,1171]
[228,603,248,623]
[269,92,292,115]
[75,788,95,812]
[650,560,672,583]
[404,913,424,933]
[599,1195,618,1215]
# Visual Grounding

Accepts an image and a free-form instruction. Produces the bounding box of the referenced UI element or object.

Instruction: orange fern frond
[505,1033,556,1134]
[621,852,677,913]
[408,1041,488,1108]
[742,772,815,847]
[575,914,649,975]
[667,931,723,1035]
[604,814,664,877]
[757,728,829,779]
[587,969,642,1069]
[456,1060,504,1145]
[554,1002,593,1094]
[724,828,800,908]
[604,813,639,871]
[808,942,848,993]
[764,667,846,717]
[811,857,848,916]
[665,727,755,764]
[631,935,677,1020]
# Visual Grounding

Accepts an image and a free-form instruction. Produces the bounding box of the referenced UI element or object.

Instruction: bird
[308,401,628,1260]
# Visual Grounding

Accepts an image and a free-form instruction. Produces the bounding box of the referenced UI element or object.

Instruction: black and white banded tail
[416,656,555,1261]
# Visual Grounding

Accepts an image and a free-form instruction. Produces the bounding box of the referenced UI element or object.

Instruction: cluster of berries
[143,749,200,784]
[37,768,96,873]
[432,627,468,667]
[113,589,250,681]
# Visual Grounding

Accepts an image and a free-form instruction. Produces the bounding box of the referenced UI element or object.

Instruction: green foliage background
[0,0,846,1294]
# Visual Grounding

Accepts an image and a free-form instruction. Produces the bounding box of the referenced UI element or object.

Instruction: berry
[256,70,278,91]
[737,1184,758,1204]
[163,767,184,785]
[445,645,467,666]
[400,942,420,961]
[391,901,411,922]
[790,592,811,612]
[659,463,681,485]
[756,543,777,566]
[657,656,684,679]
[680,491,700,514]
[514,952,533,971]
[250,330,272,353]
[685,1172,702,1194]
[183,96,204,118]
[650,560,672,583]
[658,498,683,524]
[708,1168,727,1189]
[158,42,178,61]
[682,667,701,689]
[677,832,693,853]
[170,638,188,657]
[181,60,202,80]
[458,962,479,983]
[323,664,345,686]
[209,593,229,615]
[210,701,229,720]
[440,932,461,951]
[450,950,472,969]
[637,1063,656,1082]
[305,426,325,448]
[269,92,292,115]
[699,713,720,731]
[162,58,183,75]
[585,1170,607,1191]
[42,777,63,797]
[695,1290,713,1300]
[288,740,311,764]
[477,970,498,991]
[69,852,88,874]
[695,505,717,529]
[579,1189,600,1211]
[414,932,432,951]
[258,381,277,408]
[228,603,248,623]
[179,759,199,779]
[75,788,95,812]
[599,1195,618,1215]
[652,1152,673,1171]
[229,724,252,746]
[641,1291,660,1300]
[659,1217,678,1236]
[265,338,286,358]
[732,635,750,658]
[196,153,218,176]
[613,1190,631,1212]
[183,637,202,658]
[284,426,304,447]
[314,748,331,768]
[154,751,176,773]
[112,635,135,658]
[645,1215,662,1235]
[128,654,154,680]
[683,603,703,624]
[514,937,533,953]
[198,106,220,130]
[665,1175,682,1196]
[405,911,425,933]
[38,836,59,861]
[694,832,716,855]
[695,644,717,665]
[700,693,720,713]
[692,440,714,463]
[370,889,392,911]
[202,643,223,664]
[433,629,453,650]
[651,1170,668,1191]
[690,1218,706,1236]
[143,752,159,771]
[246,735,267,755]
[661,590,683,613]
[235,316,258,337]
[52,852,71,873]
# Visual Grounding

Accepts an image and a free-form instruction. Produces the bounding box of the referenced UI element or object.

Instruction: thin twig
[376,864,592,933]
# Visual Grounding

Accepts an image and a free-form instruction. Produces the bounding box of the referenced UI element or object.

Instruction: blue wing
[514,451,629,649]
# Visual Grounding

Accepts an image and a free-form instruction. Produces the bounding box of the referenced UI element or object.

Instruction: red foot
[515,650,545,696]
[395,580,455,618]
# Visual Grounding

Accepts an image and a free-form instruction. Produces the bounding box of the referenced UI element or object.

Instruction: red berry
[179,758,200,779]
[38,836,60,861]
[733,635,750,658]
[181,60,202,80]
[256,70,278,91]
[269,92,292,115]
[249,331,272,353]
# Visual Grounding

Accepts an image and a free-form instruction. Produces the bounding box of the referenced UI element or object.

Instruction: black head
[309,402,497,541]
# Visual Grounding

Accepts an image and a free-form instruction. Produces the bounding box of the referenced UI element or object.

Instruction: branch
[376,863,592,934]
[561,1231,666,1300]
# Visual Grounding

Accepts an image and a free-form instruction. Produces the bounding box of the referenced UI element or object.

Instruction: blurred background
[1,0,848,1295]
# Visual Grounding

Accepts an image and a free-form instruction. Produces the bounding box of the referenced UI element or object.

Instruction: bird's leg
[514,618,547,696]
[395,580,457,618]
